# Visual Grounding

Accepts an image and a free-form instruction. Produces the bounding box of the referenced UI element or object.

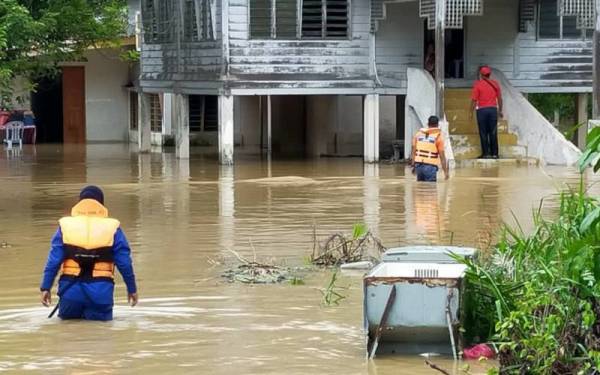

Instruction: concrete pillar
[363,164,380,237]
[218,95,234,165]
[363,94,380,163]
[267,95,272,156]
[219,165,235,251]
[174,94,190,159]
[138,93,151,153]
[577,93,589,150]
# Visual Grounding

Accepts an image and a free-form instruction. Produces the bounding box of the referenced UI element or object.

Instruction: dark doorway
[424,23,465,79]
[31,75,63,143]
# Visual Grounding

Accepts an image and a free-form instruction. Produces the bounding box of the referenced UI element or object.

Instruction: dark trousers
[415,163,438,182]
[476,107,499,157]
[58,298,113,321]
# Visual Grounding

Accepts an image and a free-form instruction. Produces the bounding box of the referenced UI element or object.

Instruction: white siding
[374,1,422,89]
[466,0,518,80]
[227,0,371,84]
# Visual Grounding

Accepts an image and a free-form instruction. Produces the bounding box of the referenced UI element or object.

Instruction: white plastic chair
[3,121,24,149]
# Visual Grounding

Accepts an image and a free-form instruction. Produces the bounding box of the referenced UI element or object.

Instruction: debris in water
[0,241,11,249]
[310,223,386,267]
[221,249,301,284]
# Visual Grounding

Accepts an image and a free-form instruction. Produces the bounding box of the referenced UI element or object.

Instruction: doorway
[424,23,465,79]
[62,66,86,143]
[31,75,63,143]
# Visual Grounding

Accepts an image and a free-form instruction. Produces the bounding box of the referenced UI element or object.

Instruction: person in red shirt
[469,66,503,159]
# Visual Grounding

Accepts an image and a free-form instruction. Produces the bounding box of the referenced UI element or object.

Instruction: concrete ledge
[454,158,540,168]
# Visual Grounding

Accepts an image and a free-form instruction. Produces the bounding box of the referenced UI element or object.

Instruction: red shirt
[471,79,501,109]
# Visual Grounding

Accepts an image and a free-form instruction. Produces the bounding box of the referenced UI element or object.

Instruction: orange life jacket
[59,199,120,281]
[414,128,442,166]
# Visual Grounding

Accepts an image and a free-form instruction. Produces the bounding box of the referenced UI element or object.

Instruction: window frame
[536,0,590,41]
[183,0,217,42]
[249,0,351,40]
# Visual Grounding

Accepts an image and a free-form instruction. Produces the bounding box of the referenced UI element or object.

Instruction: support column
[138,93,151,153]
[267,95,272,156]
[174,93,190,159]
[577,93,589,150]
[218,95,234,165]
[364,94,380,163]
[434,0,446,118]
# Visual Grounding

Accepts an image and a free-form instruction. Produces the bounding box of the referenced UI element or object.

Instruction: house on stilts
[131,0,600,166]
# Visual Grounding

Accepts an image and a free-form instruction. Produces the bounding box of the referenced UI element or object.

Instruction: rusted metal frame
[445,288,458,360]
[435,0,446,118]
[368,284,396,359]
[364,276,461,288]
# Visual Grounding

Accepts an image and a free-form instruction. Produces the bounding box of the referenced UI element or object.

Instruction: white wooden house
[134,0,600,165]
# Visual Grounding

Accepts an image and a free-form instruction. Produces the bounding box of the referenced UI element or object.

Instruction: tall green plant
[460,122,600,374]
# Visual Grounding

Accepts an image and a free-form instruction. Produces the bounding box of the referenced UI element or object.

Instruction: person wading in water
[40,186,138,321]
[469,65,503,159]
[411,115,449,182]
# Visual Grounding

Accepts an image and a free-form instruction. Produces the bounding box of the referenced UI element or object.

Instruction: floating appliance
[363,246,477,359]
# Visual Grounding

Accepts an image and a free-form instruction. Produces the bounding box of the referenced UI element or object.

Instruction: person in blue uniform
[40,186,138,321]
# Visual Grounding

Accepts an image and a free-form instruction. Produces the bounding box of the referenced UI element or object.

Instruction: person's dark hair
[428,115,439,127]
[79,185,104,204]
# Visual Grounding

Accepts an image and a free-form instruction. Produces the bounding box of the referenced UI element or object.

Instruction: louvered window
[189,96,218,132]
[302,0,350,38]
[142,0,173,43]
[538,0,589,39]
[250,0,299,39]
[150,94,163,133]
[184,0,216,41]
[130,92,138,130]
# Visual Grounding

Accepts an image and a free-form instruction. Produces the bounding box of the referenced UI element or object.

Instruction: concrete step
[451,133,518,147]
[449,120,509,134]
[444,89,472,101]
[455,157,540,168]
[451,142,528,161]
[444,95,474,107]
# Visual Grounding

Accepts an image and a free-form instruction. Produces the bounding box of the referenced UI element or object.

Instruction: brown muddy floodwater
[0,144,598,374]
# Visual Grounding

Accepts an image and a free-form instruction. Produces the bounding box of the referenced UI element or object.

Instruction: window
[183,0,216,41]
[130,92,138,130]
[538,0,589,39]
[189,96,218,132]
[142,0,173,43]
[150,94,163,132]
[302,0,349,38]
[249,0,348,39]
[250,0,298,39]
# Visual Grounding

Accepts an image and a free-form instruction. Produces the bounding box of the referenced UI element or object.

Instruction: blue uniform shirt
[40,228,137,305]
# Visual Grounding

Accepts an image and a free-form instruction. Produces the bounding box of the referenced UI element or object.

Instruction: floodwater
[0,144,598,374]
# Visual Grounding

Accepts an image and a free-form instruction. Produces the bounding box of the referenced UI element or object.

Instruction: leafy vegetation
[460,132,600,374]
[319,270,348,307]
[0,0,127,107]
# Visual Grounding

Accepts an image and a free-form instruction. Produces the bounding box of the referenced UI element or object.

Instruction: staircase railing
[492,69,581,166]
[405,67,455,164]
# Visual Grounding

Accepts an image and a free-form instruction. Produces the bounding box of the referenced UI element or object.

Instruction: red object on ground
[0,112,9,126]
[463,344,495,360]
